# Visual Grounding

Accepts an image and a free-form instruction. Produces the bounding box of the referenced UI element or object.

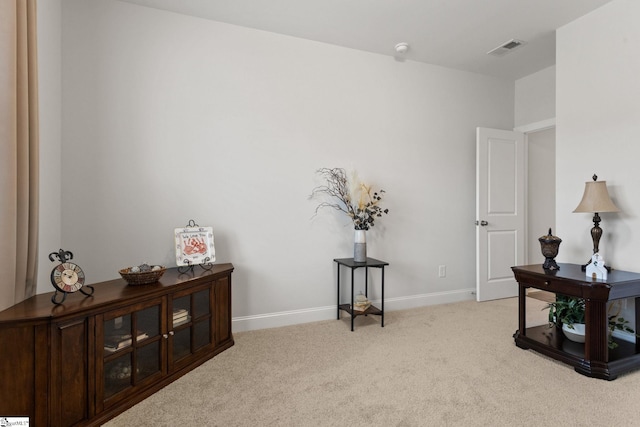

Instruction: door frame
[514,119,556,265]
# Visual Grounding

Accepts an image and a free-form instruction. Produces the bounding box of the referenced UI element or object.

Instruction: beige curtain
[0,0,39,311]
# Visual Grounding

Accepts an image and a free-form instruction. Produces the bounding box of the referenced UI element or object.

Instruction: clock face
[51,262,85,293]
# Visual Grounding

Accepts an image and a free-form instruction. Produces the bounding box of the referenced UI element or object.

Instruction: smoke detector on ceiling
[395,43,409,54]
[487,39,526,57]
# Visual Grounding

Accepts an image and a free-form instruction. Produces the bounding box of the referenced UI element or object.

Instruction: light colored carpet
[105,297,640,426]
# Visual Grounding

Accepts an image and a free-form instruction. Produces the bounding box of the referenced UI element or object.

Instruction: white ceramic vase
[354,229,367,262]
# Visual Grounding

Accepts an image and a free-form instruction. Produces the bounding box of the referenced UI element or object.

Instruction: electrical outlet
[438,265,446,278]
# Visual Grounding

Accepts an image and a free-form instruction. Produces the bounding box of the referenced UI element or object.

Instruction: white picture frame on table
[174,226,215,266]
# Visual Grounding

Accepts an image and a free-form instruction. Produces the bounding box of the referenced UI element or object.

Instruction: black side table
[334,257,388,331]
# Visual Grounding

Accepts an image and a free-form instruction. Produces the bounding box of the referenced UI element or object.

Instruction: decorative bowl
[562,323,585,343]
[119,266,166,285]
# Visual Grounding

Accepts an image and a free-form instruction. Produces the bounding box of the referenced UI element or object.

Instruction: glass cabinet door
[170,285,213,366]
[101,298,164,403]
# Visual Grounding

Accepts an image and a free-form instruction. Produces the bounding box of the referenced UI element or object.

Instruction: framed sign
[174,225,215,266]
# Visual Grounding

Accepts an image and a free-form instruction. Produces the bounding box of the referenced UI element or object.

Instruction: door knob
[476,220,488,226]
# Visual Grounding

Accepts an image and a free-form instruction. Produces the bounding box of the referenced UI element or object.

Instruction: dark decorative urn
[539,228,562,270]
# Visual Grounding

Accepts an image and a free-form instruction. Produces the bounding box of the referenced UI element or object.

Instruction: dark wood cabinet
[0,263,234,426]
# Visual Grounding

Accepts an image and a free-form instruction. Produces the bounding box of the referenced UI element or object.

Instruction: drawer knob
[544,281,550,286]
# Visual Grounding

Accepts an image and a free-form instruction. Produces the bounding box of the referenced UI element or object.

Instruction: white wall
[514,67,557,264]
[36,0,62,290]
[47,0,514,330]
[515,65,555,129]
[556,0,640,270]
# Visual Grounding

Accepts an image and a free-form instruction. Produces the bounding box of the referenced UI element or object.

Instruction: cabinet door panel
[193,319,211,350]
[138,304,161,338]
[99,297,165,409]
[103,313,132,354]
[193,288,211,318]
[172,295,191,324]
[169,282,214,368]
[51,318,89,426]
[0,325,37,420]
[104,353,133,399]
[215,276,232,346]
[172,327,191,360]
[137,340,161,381]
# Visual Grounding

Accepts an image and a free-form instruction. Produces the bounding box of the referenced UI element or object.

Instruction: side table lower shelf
[514,324,640,380]
[338,303,383,318]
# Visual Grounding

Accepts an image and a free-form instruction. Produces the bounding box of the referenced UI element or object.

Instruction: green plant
[544,295,635,349]
[545,295,585,327]
[608,315,635,347]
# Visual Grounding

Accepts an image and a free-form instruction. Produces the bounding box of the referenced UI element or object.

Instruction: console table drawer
[514,272,582,297]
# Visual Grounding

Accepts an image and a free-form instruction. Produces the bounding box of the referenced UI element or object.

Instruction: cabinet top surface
[0,263,234,323]
[512,263,640,286]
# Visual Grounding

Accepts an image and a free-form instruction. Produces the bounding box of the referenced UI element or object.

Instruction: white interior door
[476,127,525,301]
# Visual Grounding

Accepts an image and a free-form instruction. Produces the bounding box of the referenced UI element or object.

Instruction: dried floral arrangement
[310,167,388,230]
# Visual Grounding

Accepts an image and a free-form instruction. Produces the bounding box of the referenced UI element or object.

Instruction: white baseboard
[231,288,476,332]
[611,329,636,344]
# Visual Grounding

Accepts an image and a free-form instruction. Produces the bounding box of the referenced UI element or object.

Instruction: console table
[334,257,388,331]
[512,263,640,380]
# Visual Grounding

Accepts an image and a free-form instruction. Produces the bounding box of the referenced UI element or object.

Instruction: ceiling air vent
[487,39,526,57]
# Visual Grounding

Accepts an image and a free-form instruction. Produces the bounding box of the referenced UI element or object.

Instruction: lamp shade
[573,180,620,213]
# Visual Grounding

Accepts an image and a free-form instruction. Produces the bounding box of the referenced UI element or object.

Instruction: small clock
[49,249,94,305]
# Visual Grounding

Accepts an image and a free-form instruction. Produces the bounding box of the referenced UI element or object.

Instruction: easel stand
[178,258,214,275]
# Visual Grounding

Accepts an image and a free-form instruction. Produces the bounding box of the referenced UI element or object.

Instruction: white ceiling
[118,0,612,80]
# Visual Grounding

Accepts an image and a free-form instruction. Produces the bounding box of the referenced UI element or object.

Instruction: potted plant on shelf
[545,295,635,349]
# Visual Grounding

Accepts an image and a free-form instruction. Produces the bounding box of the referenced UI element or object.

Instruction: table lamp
[573,174,619,271]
